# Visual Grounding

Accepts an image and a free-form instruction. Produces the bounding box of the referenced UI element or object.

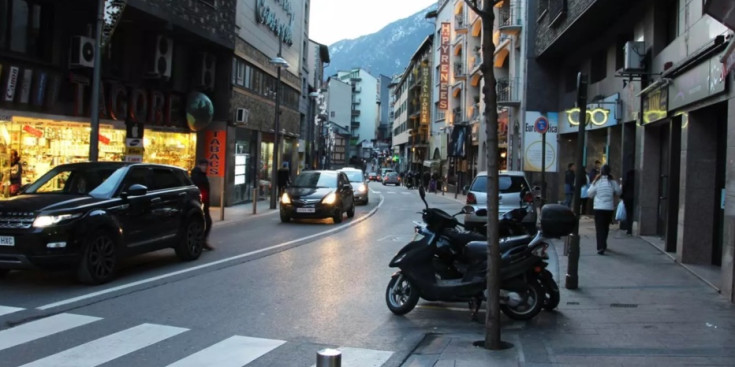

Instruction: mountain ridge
[324,4,437,79]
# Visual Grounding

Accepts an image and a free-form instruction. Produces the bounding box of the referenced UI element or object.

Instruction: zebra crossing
[0,309,394,367]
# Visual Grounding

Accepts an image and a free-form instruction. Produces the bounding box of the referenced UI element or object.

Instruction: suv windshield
[292,171,337,188]
[470,175,526,193]
[342,170,363,182]
[24,165,123,196]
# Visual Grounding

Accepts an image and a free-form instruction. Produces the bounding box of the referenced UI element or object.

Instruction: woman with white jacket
[587,164,622,255]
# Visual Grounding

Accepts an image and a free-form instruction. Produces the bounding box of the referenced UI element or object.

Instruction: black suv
[0,162,206,284]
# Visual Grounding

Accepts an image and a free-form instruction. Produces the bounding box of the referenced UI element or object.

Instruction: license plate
[0,236,14,246]
[296,208,315,213]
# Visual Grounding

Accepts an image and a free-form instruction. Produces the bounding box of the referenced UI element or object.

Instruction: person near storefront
[587,164,622,255]
[9,150,22,196]
[191,158,214,251]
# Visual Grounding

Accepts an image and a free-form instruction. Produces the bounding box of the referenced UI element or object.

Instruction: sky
[309,0,437,46]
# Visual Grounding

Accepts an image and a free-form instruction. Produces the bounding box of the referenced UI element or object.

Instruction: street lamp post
[269,42,290,210]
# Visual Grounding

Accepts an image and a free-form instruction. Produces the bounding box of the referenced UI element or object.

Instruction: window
[590,49,606,83]
[150,168,180,190]
[0,0,53,59]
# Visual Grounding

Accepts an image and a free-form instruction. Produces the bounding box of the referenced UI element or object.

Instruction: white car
[463,170,531,232]
[338,168,369,205]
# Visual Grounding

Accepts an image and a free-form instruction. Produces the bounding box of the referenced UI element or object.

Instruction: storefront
[0,112,196,197]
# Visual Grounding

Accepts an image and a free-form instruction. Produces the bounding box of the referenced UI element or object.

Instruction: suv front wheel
[77,230,118,284]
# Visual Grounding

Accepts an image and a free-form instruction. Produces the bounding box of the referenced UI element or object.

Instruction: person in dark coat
[191,158,214,250]
[621,169,635,235]
[277,162,290,197]
[564,163,575,207]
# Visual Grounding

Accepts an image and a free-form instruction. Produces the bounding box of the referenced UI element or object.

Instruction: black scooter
[385,186,550,321]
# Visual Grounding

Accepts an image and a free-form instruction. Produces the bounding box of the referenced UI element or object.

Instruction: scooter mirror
[419,184,426,200]
[461,205,475,214]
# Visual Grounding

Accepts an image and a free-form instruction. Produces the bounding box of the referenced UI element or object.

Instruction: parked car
[339,168,369,205]
[382,171,400,186]
[280,170,355,223]
[463,170,531,232]
[367,172,378,181]
[0,162,206,284]
[378,168,394,182]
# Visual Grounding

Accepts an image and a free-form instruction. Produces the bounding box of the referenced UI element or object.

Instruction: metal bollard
[316,348,341,367]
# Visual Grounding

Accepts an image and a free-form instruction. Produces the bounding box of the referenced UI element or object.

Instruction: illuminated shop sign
[559,93,619,134]
[438,22,450,110]
[420,63,430,124]
[642,87,667,125]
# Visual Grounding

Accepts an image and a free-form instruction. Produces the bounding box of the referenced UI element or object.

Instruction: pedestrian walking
[191,158,214,251]
[621,169,635,235]
[587,164,622,255]
[564,163,575,208]
[588,160,601,184]
[277,162,290,197]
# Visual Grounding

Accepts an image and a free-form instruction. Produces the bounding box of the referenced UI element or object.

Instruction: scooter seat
[499,235,533,253]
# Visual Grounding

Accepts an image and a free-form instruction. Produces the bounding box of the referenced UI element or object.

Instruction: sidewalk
[402,216,735,366]
[207,198,278,228]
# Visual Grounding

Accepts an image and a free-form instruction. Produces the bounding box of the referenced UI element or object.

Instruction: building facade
[0,0,235,201]
[336,68,379,160]
[528,0,735,303]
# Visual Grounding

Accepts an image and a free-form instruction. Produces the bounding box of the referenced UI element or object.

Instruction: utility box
[623,41,645,71]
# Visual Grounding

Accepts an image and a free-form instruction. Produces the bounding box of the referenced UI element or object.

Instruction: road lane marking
[0,305,23,317]
[0,313,101,352]
[20,323,187,367]
[167,335,285,367]
[37,195,385,311]
[310,347,393,367]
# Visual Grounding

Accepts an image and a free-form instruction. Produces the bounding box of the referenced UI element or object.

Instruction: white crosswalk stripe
[19,323,187,367]
[0,313,394,367]
[310,347,393,367]
[0,305,23,317]
[0,313,101,352]
[167,335,285,367]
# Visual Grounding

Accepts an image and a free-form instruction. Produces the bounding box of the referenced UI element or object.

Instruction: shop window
[0,0,53,60]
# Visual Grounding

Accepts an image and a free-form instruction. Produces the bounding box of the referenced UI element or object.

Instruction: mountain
[324,4,437,79]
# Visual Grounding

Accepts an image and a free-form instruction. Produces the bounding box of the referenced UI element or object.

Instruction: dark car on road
[0,162,206,284]
[382,171,400,186]
[339,168,369,205]
[280,170,355,223]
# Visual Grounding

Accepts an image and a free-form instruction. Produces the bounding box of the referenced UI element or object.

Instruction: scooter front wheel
[386,274,420,315]
[500,280,544,321]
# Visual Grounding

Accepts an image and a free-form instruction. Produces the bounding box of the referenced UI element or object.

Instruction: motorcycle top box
[540,204,575,238]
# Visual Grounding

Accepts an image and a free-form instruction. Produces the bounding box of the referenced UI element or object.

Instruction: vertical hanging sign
[205,130,226,177]
[420,63,430,124]
[438,22,450,110]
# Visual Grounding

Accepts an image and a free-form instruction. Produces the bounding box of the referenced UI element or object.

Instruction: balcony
[496,77,521,106]
[352,109,361,117]
[351,121,360,129]
[352,98,361,105]
[453,107,464,123]
[498,2,522,35]
[455,14,468,33]
[454,62,466,80]
[470,103,481,122]
[353,87,361,93]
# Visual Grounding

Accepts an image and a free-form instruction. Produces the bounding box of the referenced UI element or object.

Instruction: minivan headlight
[33,213,81,228]
[322,192,337,205]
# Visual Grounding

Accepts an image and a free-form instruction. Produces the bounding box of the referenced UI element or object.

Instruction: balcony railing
[454,62,464,76]
[499,2,523,29]
[453,108,464,123]
[496,77,521,104]
[352,98,361,104]
[351,109,361,116]
[455,14,467,30]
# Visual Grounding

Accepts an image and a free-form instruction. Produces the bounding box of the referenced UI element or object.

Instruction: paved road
[0,182,486,366]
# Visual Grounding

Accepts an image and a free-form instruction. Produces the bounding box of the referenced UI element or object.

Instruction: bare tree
[463,0,503,350]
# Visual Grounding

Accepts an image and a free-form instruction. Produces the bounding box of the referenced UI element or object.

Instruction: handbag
[580,184,589,199]
[615,201,626,222]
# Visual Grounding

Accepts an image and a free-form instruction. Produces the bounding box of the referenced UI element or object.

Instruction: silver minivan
[463,170,531,231]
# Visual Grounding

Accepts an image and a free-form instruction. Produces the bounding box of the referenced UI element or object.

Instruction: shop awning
[423,160,440,167]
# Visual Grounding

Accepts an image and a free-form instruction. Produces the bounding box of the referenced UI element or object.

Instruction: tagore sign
[438,22,450,110]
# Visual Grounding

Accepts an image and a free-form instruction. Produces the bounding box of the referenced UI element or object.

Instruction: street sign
[534,116,549,134]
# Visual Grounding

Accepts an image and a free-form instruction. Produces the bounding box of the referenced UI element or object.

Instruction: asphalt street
[0,181,498,367]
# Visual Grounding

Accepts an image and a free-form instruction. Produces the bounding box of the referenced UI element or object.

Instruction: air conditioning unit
[69,36,95,68]
[149,35,173,78]
[200,52,216,90]
[623,41,645,71]
[235,108,249,124]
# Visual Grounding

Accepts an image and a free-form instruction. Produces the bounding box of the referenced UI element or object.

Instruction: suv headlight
[33,213,81,228]
[322,192,337,205]
[358,183,367,193]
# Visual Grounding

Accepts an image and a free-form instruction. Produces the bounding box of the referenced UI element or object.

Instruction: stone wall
[128,0,236,48]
